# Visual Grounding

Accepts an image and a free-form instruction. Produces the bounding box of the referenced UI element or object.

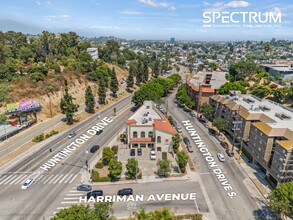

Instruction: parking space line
[69,174,78,184]
[63,174,73,183]
[69,190,79,193]
[61,201,78,204]
[14,175,28,184]
[58,174,68,184]
[43,175,54,184]
[66,193,83,196]
[53,174,64,184]
[64,197,79,200]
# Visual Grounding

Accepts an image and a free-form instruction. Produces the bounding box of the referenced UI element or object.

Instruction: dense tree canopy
[218,82,247,95]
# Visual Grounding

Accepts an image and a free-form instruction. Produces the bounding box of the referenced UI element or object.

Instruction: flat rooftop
[190,71,227,90]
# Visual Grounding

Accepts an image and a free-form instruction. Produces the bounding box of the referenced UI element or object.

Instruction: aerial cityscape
[0,0,292,220]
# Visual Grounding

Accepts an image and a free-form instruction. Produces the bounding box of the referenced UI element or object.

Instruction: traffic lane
[87,181,207,217]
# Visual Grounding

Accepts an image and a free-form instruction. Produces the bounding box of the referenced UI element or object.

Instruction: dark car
[137,148,142,156]
[130,149,135,156]
[87,190,103,199]
[77,184,92,191]
[208,128,216,135]
[220,141,228,149]
[187,144,193,153]
[90,145,100,153]
[96,130,103,135]
[183,137,190,145]
[118,188,133,196]
[189,112,196,117]
[226,149,234,157]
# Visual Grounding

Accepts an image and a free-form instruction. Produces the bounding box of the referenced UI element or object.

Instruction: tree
[218,82,246,95]
[251,85,271,98]
[201,103,213,120]
[176,84,196,109]
[268,182,293,218]
[98,78,107,104]
[108,159,122,180]
[264,43,271,56]
[110,67,119,97]
[157,159,171,176]
[60,80,79,124]
[52,204,96,220]
[102,147,114,165]
[142,59,149,82]
[126,65,135,88]
[228,60,258,82]
[93,202,114,220]
[152,60,160,78]
[212,117,229,133]
[132,82,164,106]
[209,62,218,71]
[176,150,189,171]
[85,85,95,113]
[172,133,181,153]
[273,87,289,103]
[131,207,174,220]
[126,158,139,179]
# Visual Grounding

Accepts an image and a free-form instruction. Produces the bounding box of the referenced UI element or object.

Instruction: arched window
[133,131,138,138]
[141,131,145,138]
[148,131,153,138]
[157,136,161,143]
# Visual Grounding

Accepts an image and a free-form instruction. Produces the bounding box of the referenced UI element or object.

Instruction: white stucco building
[86,48,99,60]
[125,101,175,151]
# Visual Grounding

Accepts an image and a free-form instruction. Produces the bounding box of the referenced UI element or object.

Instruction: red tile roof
[153,118,175,134]
[125,119,136,125]
[130,138,155,142]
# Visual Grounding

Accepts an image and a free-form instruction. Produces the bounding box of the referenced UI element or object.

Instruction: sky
[0,0,292,41]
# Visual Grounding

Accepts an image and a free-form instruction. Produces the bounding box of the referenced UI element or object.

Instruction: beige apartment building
[209,92,293,185]
[125,101,175,152]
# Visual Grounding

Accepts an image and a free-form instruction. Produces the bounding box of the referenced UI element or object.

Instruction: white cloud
[120,10,142,15]
[36,1,41,6]
[90,25,120,30]
[224,1,249,8]
[138,0,176,10]
[203,1,210,6]
[45,15,70,21]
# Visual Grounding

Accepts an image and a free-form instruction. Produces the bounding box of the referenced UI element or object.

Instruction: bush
[162,152,168,160]
[111,145,118,154]
[95,162,104,169]
[91,171,110,182]
[32,133,45,142]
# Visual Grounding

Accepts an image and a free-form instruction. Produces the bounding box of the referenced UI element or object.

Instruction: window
[157,136,161,143]
[141,131,145,138]
[133,131,137,138]
[148,131,153,138]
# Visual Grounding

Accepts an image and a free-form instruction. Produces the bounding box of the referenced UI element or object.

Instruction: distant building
[170,37,175,43]
[261,64,293,81]
[86,48,99,60]
[186,71,227,109]
[209,92,293,185]
[125,101,175,151]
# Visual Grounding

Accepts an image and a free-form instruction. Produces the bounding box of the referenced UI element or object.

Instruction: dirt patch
[94,165,109,177]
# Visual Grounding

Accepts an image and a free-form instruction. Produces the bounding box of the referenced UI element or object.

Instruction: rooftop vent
[259,105,271,112]
[244,97,255,104]
[275,112,291,120]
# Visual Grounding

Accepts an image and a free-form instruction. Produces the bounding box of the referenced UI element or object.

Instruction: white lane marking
[194,199,199,212]
[69,190,80,193]
[0,175,14,184]
[34,175,44,183]
[66,193,83,196]
[61,201,78,204]
[69,174,78,184]
[49,175,60,184]
[57,207,67,210]
[53,174,64,184]
[3,175,17,185]
[58,174,68,184]
[14,175,28,185]
[9,175,24,184]
[43,175,54,184]
[64,197,80,200]
[63,174,73,183]
[0,175,7,182]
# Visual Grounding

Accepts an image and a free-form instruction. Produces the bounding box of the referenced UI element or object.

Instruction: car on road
[90,145,100,153]
[176,126,182,133]
[137,148,142,156]
[68,132,76,139]
[130,149,136,156]
[77,184,92,191]
[96,130,103,135]
[226,149,234,157]
[118,188,133,196]
[217,153,225,162]
[208,128,216,136]
[220,141,228,149]
[21,178,34,190]
[183,137,190,145]
[187,144,193,152]
[87,190,103,199]
[189,112,196,117]
[150,150,156,160]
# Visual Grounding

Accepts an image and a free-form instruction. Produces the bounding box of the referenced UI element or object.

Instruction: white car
[217,153,225,162]
[150,150,156,160]
[68,132,76,139]
[21,178,34,190]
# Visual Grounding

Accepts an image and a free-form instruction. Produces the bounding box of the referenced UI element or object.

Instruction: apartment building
[124,101,175,152]
[209,92,293,185]
[186,71,227,109]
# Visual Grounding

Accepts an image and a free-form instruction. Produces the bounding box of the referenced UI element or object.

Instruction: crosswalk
[0,173,79,186]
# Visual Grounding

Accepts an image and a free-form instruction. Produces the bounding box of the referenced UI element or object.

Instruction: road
[165,91,266,220]
[0,95,133,220]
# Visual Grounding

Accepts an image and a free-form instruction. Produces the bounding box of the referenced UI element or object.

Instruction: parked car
[90,145,100,153]
[217,153,225,162]
[137,148,142,156]
[176,126,182,133]
[77,184,92,191]
[187,144,193,153]
[87,190,103,199]
[183,137,190,145]
[199,117,207,123]
[189,112,196,117]
[208,128,216,135]
[130,149,135,156]
[150,150,156,160]
[96,130,103,135]
[226,149,234,157]
[21,178,34,190]
[220,141,228,149]
[118,188,133,196]
[68,132,76,139]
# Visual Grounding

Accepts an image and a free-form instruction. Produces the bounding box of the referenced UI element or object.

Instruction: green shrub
[98,176,111,182]
[162,152,168,160]
[111,145,118,154]
[91,171,100,182]
[95,162,104,169]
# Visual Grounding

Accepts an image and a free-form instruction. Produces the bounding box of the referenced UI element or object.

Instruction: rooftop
[189,71,227,90]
